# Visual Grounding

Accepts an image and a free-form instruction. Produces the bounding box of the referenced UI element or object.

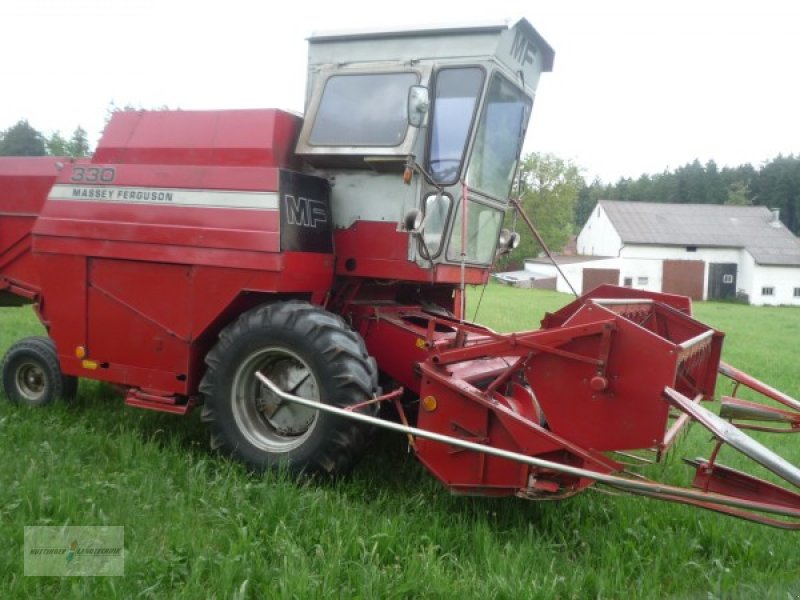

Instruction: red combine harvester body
[5,110,336,405]
[2,19,799,527]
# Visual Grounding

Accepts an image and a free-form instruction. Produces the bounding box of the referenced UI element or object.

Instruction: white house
[574,200,800,306]
[520,255,623,295]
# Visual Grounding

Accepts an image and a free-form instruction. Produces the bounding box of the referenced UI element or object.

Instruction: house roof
[599,200,800,266]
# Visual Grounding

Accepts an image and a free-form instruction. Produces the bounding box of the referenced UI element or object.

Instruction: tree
[754,155,800,234]
[46,131,70,156]
[725,181,751,206]
[0,120,46,156]
[500,153,584,269]
[585,159,760,209]
[574,181,598,229]
[651,170,680,202]
[705,160,727,205]
[104,101,139,127]
[67,126,90,157]
[45,127,91,158]
[104,100,173,128]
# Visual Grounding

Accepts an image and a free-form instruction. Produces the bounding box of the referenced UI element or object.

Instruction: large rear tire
[1,337,78,406]
[199,301,378,474]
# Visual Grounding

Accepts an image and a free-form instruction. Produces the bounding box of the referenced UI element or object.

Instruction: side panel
[0,157,65,298]
[32,164,334,395]
[36,253,87,355]
[93,109,302,169]
[530,305,677,451]
[46,255,333,394]
[334,221,488,284]
[87,259,192,375]
[279,170,332,253]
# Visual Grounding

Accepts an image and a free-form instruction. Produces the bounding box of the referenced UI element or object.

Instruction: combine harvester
[1,20,799,527]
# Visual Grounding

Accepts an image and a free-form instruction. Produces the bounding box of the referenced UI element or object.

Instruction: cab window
[309,72,419,147]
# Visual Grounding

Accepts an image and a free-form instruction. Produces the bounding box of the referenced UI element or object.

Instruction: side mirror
[407,85,430,127]
[420,193,450,256]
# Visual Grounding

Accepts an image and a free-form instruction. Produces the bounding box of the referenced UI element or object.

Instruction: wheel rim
[15,361,47,403]
[231,346,320,453]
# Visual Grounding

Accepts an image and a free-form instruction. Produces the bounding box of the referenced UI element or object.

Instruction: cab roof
[307,18,554,73]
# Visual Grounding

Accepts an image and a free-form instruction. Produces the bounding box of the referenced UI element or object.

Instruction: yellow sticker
[415,338,427,349]
[81,359,98,370]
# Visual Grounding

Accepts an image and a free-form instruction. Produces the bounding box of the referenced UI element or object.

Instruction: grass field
[1,283,799,598]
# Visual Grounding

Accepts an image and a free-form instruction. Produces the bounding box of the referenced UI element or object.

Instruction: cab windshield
[467,75,532,200]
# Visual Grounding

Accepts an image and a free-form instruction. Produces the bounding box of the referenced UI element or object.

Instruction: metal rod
[589,298,654,306]
[661,394,703,454]
[610,451,656,465]
[255,372,800,519]
[678,330,714,351]
[720,397,800,424]
[664,387,800,487]
[719,361,800,413]
[344,388,403,412]
[509,197,578,297]
[459,181,468,322]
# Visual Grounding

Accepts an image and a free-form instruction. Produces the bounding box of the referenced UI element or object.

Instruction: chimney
[769,208,781,226]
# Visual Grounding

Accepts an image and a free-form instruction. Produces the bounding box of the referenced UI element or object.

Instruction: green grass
[1,284,800,598]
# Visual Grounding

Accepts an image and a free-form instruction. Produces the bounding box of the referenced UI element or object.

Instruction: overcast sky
[2,0,798,182]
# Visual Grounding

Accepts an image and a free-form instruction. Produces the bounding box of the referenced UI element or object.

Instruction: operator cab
[295,19,553,283]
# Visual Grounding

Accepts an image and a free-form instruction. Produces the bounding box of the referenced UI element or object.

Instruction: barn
[570,200,800,306]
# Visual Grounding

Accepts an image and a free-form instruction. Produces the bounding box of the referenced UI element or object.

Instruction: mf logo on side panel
[284,194,328,228]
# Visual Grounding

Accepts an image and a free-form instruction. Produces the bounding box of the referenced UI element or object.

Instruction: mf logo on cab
[285,195,328,228]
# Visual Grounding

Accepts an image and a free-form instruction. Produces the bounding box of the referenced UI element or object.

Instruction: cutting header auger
[1,19,799,527]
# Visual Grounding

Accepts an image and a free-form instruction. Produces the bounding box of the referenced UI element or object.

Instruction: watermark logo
[24,526,124,576]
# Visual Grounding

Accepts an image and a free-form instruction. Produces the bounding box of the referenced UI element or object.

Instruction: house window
[762,287,774,296]
[637,277,649,286]
[722,274,734,284]
[623,277,633,287]
[686,246,697,252]
[794,287,800,297]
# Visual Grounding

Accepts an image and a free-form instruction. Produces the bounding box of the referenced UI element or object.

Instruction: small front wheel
[1,337,77,406]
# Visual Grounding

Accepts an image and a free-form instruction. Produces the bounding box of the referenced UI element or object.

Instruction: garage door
[662,260,704,300]
[582,268,620,293]
[708,263,738,300]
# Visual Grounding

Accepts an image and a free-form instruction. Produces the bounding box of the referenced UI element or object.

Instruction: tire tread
[200,301,379,475]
